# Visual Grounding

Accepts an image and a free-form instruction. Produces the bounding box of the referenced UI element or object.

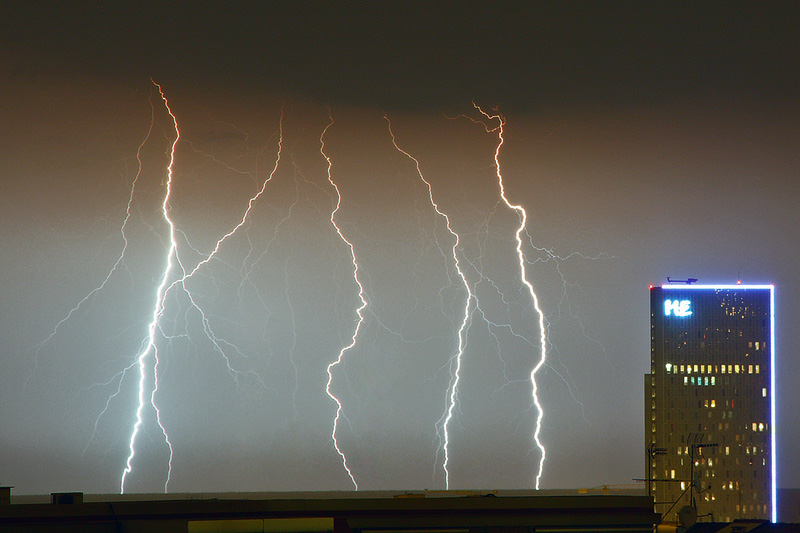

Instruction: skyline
[1,2,798,494]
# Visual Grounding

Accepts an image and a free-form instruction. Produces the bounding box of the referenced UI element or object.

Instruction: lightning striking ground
[474,104,549,489]
[121,84,286,492]
[120,80,180,493]
[384,115,473,489]
[321,111,365,490]
[31,88,565,493]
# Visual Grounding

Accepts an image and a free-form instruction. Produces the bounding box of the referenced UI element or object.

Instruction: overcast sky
[1,2,798,495]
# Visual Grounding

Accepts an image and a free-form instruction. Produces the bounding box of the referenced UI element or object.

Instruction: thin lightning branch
[474,104,548,489]
[384,115,472,490]
[31,92,158,380]
[149,107,287,386]
[81,358,139,458]
[170,109,285,289]
[321,110,364,490]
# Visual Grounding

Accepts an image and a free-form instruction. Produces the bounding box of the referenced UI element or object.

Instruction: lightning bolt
[320,110,364,490]
[473,104,548,489]
[383,115,472,489]
[120,79,180,493]
[33,85,570,493]
[121,83,286,492]
[32,82,184,489]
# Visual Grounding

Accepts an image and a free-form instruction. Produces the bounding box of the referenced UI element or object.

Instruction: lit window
[711,399,716,408]
[711,377,716,386]
[728,364,733,373]
[755,341,760,350]
[680,364,685,373]
[681,481,686,490]
[748,365,753,374]
[666,363,672,372]
[722,365,726,374]
[684,377,688,385]
[701,364,705,374]
[725,446,730,455]
[756,365,760,374]
[671,469,676,479]
[759,423,764,431]
[762,388,767,397]
[694,364,699,373]
[704,377,709,386]
[735,364,740,373]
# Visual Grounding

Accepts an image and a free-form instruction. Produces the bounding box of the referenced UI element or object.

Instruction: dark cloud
[4,2,798,110]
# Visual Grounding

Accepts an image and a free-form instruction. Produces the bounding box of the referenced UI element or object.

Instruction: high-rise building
[645,283,776,523]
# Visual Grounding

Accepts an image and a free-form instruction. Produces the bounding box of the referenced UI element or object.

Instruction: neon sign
[664,299,692,317]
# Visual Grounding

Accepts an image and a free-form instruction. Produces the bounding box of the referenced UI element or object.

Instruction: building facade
[646,284,776,523]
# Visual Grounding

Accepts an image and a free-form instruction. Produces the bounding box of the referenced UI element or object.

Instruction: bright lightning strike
[33,87,561,493]
[120,79,180,493]
[383,115,472,490]
[474,104,549,489]
[321,110,365,490]
[121,83,286,493]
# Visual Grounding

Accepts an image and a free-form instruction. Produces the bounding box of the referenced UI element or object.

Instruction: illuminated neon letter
[664,299,692,317]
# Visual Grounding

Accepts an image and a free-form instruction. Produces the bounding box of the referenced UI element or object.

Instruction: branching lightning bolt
[121,83,286,493]
[120,80,180,493]
[34,80,567,493]
[474,104,548,489]
[320,110,364,490]
[384,115,472,489]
